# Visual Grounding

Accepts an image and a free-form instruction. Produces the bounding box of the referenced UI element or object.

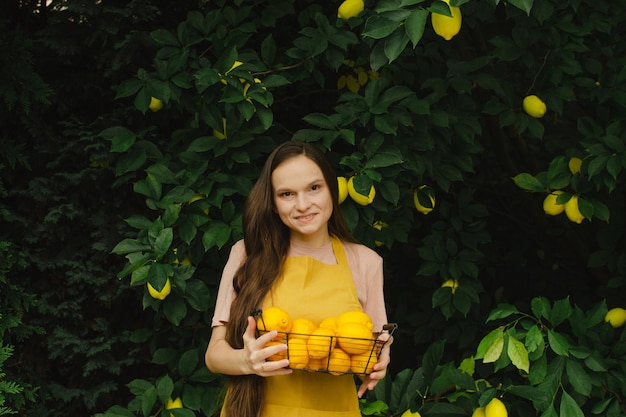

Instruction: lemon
[350,351,376,374]
[347,176,375,206]
[604,307,626,328]
[149,97,163,112]
[401,409,422,417]
[318,317,338,333]
[165,397,183,410]
[287,338,310,369]
[337,0,364,20]
[147,278,171,300]
[522,95,547,118]
[441,278,459,294]
[257,306,292,333]
[485,398,507,417]
[542,191,565,216]
[431,0,462,41]
[327,348,351,375]
[336,322,374,355]
[307,356,327,371]
[307,327,336,358]
[337,310,374,331]
[414,185,435,215]
[290,317,317,339]
[213,117,227,140]
[337,177,349,204]
[472,407,486,417]
[564,195,584,224]
[568,157,582,174]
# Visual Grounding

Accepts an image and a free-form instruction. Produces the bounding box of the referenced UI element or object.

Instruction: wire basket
[253,309,397,376]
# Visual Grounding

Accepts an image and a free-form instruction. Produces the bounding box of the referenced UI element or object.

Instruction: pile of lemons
[258,307,378,375]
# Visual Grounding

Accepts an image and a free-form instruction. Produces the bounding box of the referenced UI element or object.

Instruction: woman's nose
[295,194,311,210]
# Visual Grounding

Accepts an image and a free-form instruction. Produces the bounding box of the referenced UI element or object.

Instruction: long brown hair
[222,140,355,417]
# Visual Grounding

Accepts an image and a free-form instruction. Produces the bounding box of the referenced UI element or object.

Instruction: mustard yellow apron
[261,237,363,417]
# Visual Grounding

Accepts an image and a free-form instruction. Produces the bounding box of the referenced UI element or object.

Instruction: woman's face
[271,155,333,246]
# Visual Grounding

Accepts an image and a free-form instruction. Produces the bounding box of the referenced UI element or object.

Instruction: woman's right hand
[242,316,293,376]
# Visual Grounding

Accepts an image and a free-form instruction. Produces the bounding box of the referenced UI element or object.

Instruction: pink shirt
[211,239,388,331]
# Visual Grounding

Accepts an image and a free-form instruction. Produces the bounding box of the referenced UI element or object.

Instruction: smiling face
[271,154,334,246]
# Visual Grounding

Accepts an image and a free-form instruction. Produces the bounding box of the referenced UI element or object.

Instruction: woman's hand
[241,316,293,376]
[357,332,394,398]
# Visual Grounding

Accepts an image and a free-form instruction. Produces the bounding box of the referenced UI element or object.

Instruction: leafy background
[1,0,625,416]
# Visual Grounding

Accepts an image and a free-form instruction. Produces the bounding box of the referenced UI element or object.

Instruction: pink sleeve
[344,243,388,331]
[211,240,246,327]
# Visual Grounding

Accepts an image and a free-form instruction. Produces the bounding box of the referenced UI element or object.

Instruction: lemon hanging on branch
[347,176,375,206]
[564,195,584,224]
[147,278,172,300]
[431,0,462,41]
[337,176,349,204]
[522,95,547,118]
[542,191,565,216]
[605,307,626,328]
[414,185,435,215]
[338,0,364,21]
[149,97,163,112]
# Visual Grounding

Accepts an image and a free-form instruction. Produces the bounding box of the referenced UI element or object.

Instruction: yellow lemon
[441,278,459,294]
[522,95,547,118]
[401,410,422,417]
[568,157,582,174]
[337,176,349,204]
[327,348,351,375]
[165,397,183,410]
[564,195,584,224]
[485,398,508,417]
[213,117,227,140]
[543,191,565,216]
[149,97,163,112]
[337,310,374,331]
[287,338,310,369]
[347,176,375,206]
[257,306,292,334]
[414,185,435,215]
[307,327,336,359]
[147,278,171,300]
[350,351,376,375]
[605,307,626,328]
[307,356,327,371]
[472,407,486,417]
[336,322,374,355]
[338,0,364,20]
[318,317,338,333]
[431,0,462,41]
[290,317,317,339]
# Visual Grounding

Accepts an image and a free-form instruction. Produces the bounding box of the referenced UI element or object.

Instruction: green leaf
[163,295,187,325]
[202,222,232,250]
[111,239,151,255]
[156,374,174,403]
[178,349,199,378]
[405,9,428,48]
[565,358,592,396]
[524,325,544,353]
[475,327,504,359]
[548,297,572,327]
[547,329,570,356]
[153,228,173,260]
[384,29,410,64]
[486,303,519,321]
[363,15,400,39]
[151,29,179,46]
[512,173,545,191]
[507,334,529,373]
[482,332,505,364]
[559,390,585,417]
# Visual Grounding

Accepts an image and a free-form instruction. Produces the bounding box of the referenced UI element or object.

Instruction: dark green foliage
[1,0,625,416]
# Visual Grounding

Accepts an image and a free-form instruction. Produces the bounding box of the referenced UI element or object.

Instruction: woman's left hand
[357,332,394,398]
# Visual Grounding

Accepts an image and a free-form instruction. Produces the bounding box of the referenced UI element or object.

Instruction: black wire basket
[253,309,397,376]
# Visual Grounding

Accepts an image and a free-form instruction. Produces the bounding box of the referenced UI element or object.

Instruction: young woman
[205,140,393,417]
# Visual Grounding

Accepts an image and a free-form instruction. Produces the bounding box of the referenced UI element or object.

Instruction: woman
[205,140,393,417]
